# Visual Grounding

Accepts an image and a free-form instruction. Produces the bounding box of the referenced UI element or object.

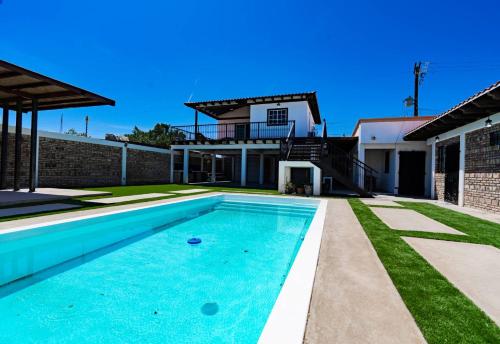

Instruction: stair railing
[329,145,378,193]
[280,121,296,160]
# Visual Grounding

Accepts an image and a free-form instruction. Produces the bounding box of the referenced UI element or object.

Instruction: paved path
[0,188,110,206]
[371,207,465,235]
[0,203,80,218]
[361,199,403,207]
[403,237,500,326]
[170,189,208,194]
[84,193,172,204]
[304,199,426,344]
[373,195,500,224]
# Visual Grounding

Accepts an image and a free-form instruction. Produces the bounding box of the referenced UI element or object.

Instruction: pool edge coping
[258,198,328,344]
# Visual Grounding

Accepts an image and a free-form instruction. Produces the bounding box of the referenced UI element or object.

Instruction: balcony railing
[172,121,296,141]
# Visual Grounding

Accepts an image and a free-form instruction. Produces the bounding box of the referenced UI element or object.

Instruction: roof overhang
[0,60,115,112]
[185,92,321,124]
[404,81,500,141]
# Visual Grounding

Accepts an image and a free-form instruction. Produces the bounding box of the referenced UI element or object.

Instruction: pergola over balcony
[0,60,115,192]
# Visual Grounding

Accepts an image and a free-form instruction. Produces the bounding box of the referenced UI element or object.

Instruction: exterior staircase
[280,122,377,197]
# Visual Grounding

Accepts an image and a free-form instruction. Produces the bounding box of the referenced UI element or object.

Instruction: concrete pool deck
[304,199,425,344]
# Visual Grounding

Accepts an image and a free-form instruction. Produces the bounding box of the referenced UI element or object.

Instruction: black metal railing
[329,145,378,192]
[172,121,295,141]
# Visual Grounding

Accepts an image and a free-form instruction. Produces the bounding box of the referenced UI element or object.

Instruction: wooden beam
[0,71,21,79]
[2,81,50,91]
[0,84,34,99]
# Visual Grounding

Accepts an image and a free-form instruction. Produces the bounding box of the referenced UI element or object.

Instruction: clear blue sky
[1,0,499,138]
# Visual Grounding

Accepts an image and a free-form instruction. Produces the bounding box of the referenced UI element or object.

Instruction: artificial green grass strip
[349,198,500,343]
[399,202,500,249]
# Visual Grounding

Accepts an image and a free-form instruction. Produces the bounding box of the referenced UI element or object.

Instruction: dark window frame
[267,108,288,126]
[384,151,390,174]
[490,131,500,146]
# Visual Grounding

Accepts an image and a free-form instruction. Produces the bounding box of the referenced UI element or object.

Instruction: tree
[65,128,86,137]
[124,123,184,147]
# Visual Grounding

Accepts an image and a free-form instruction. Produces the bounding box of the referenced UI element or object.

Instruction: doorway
[444,143,460,204]
[398,151,426,196]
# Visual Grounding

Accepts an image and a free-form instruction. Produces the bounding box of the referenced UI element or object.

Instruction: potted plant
[296,184,305,195]
[285,181,295,194]
[304,184,312,197]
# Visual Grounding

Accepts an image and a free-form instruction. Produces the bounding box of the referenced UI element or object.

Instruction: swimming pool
[0,194,325,343]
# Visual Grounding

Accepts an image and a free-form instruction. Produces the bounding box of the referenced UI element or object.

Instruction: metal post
[194,110,198,137]
[29,99,38,192]
[0,104,9,189]
[14,101,23,191]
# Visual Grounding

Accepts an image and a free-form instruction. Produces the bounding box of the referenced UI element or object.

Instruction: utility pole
[413,62,421,117]
[85,115,89,137]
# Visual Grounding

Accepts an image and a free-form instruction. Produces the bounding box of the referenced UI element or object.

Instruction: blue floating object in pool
[187,237,202,245]
[201,302,219,315]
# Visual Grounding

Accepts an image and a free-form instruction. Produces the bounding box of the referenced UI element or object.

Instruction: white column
[211,154,216,183]
[278,161,287,193]
[458,133,466,207]
[121,144,127,185]
[170,150,175,183]
[430,141,436,199]
[394,147,400,195]
[259,153,264,185]
[358,144,365,189]
[183,148,189,184]
[241,146,247,187]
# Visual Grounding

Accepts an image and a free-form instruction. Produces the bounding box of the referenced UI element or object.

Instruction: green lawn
[0,184,279,223]
[349,199,500,343]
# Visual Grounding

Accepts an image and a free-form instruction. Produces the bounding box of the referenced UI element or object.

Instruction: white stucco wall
[250,101,316,137]
[355,119,433,196]
[357,119,431,144]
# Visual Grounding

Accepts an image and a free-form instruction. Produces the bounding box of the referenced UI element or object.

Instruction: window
[490,131,500,146]
[267,108,288,126]
[384,151,390,174]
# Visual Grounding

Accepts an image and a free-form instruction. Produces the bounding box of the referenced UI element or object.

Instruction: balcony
[172,121,296,142]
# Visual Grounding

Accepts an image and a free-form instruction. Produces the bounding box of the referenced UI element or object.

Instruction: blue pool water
[0,195,318,343]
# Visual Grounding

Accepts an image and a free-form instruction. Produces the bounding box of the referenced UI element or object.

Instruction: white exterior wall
[355,119,433,196]
[250,101,315,137]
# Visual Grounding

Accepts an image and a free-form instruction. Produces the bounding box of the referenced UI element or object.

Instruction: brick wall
[0,130,171,189]
[434,135,459,201]
[126,148,169,185]
[0,133,31,189]
[38,137,122,188]
[463,123,500,212]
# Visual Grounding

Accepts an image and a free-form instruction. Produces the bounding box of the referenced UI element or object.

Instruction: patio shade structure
[0,60,115,192]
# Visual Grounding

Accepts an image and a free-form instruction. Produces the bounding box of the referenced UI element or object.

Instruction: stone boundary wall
[126,148,169,185]
[0,127,171,189]
[464,123,500,212]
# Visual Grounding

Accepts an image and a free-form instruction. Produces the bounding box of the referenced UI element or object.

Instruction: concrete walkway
[0,203,80,217]
[304,199,426,344]
[0,188,110,207]
[84,193,172,204]
[361,199,403,207]
[371,207,465,235]
[403,237,500,326]
[373,194,500,224]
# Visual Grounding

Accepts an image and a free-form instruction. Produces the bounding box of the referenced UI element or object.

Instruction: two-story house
[170,92,374,196]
